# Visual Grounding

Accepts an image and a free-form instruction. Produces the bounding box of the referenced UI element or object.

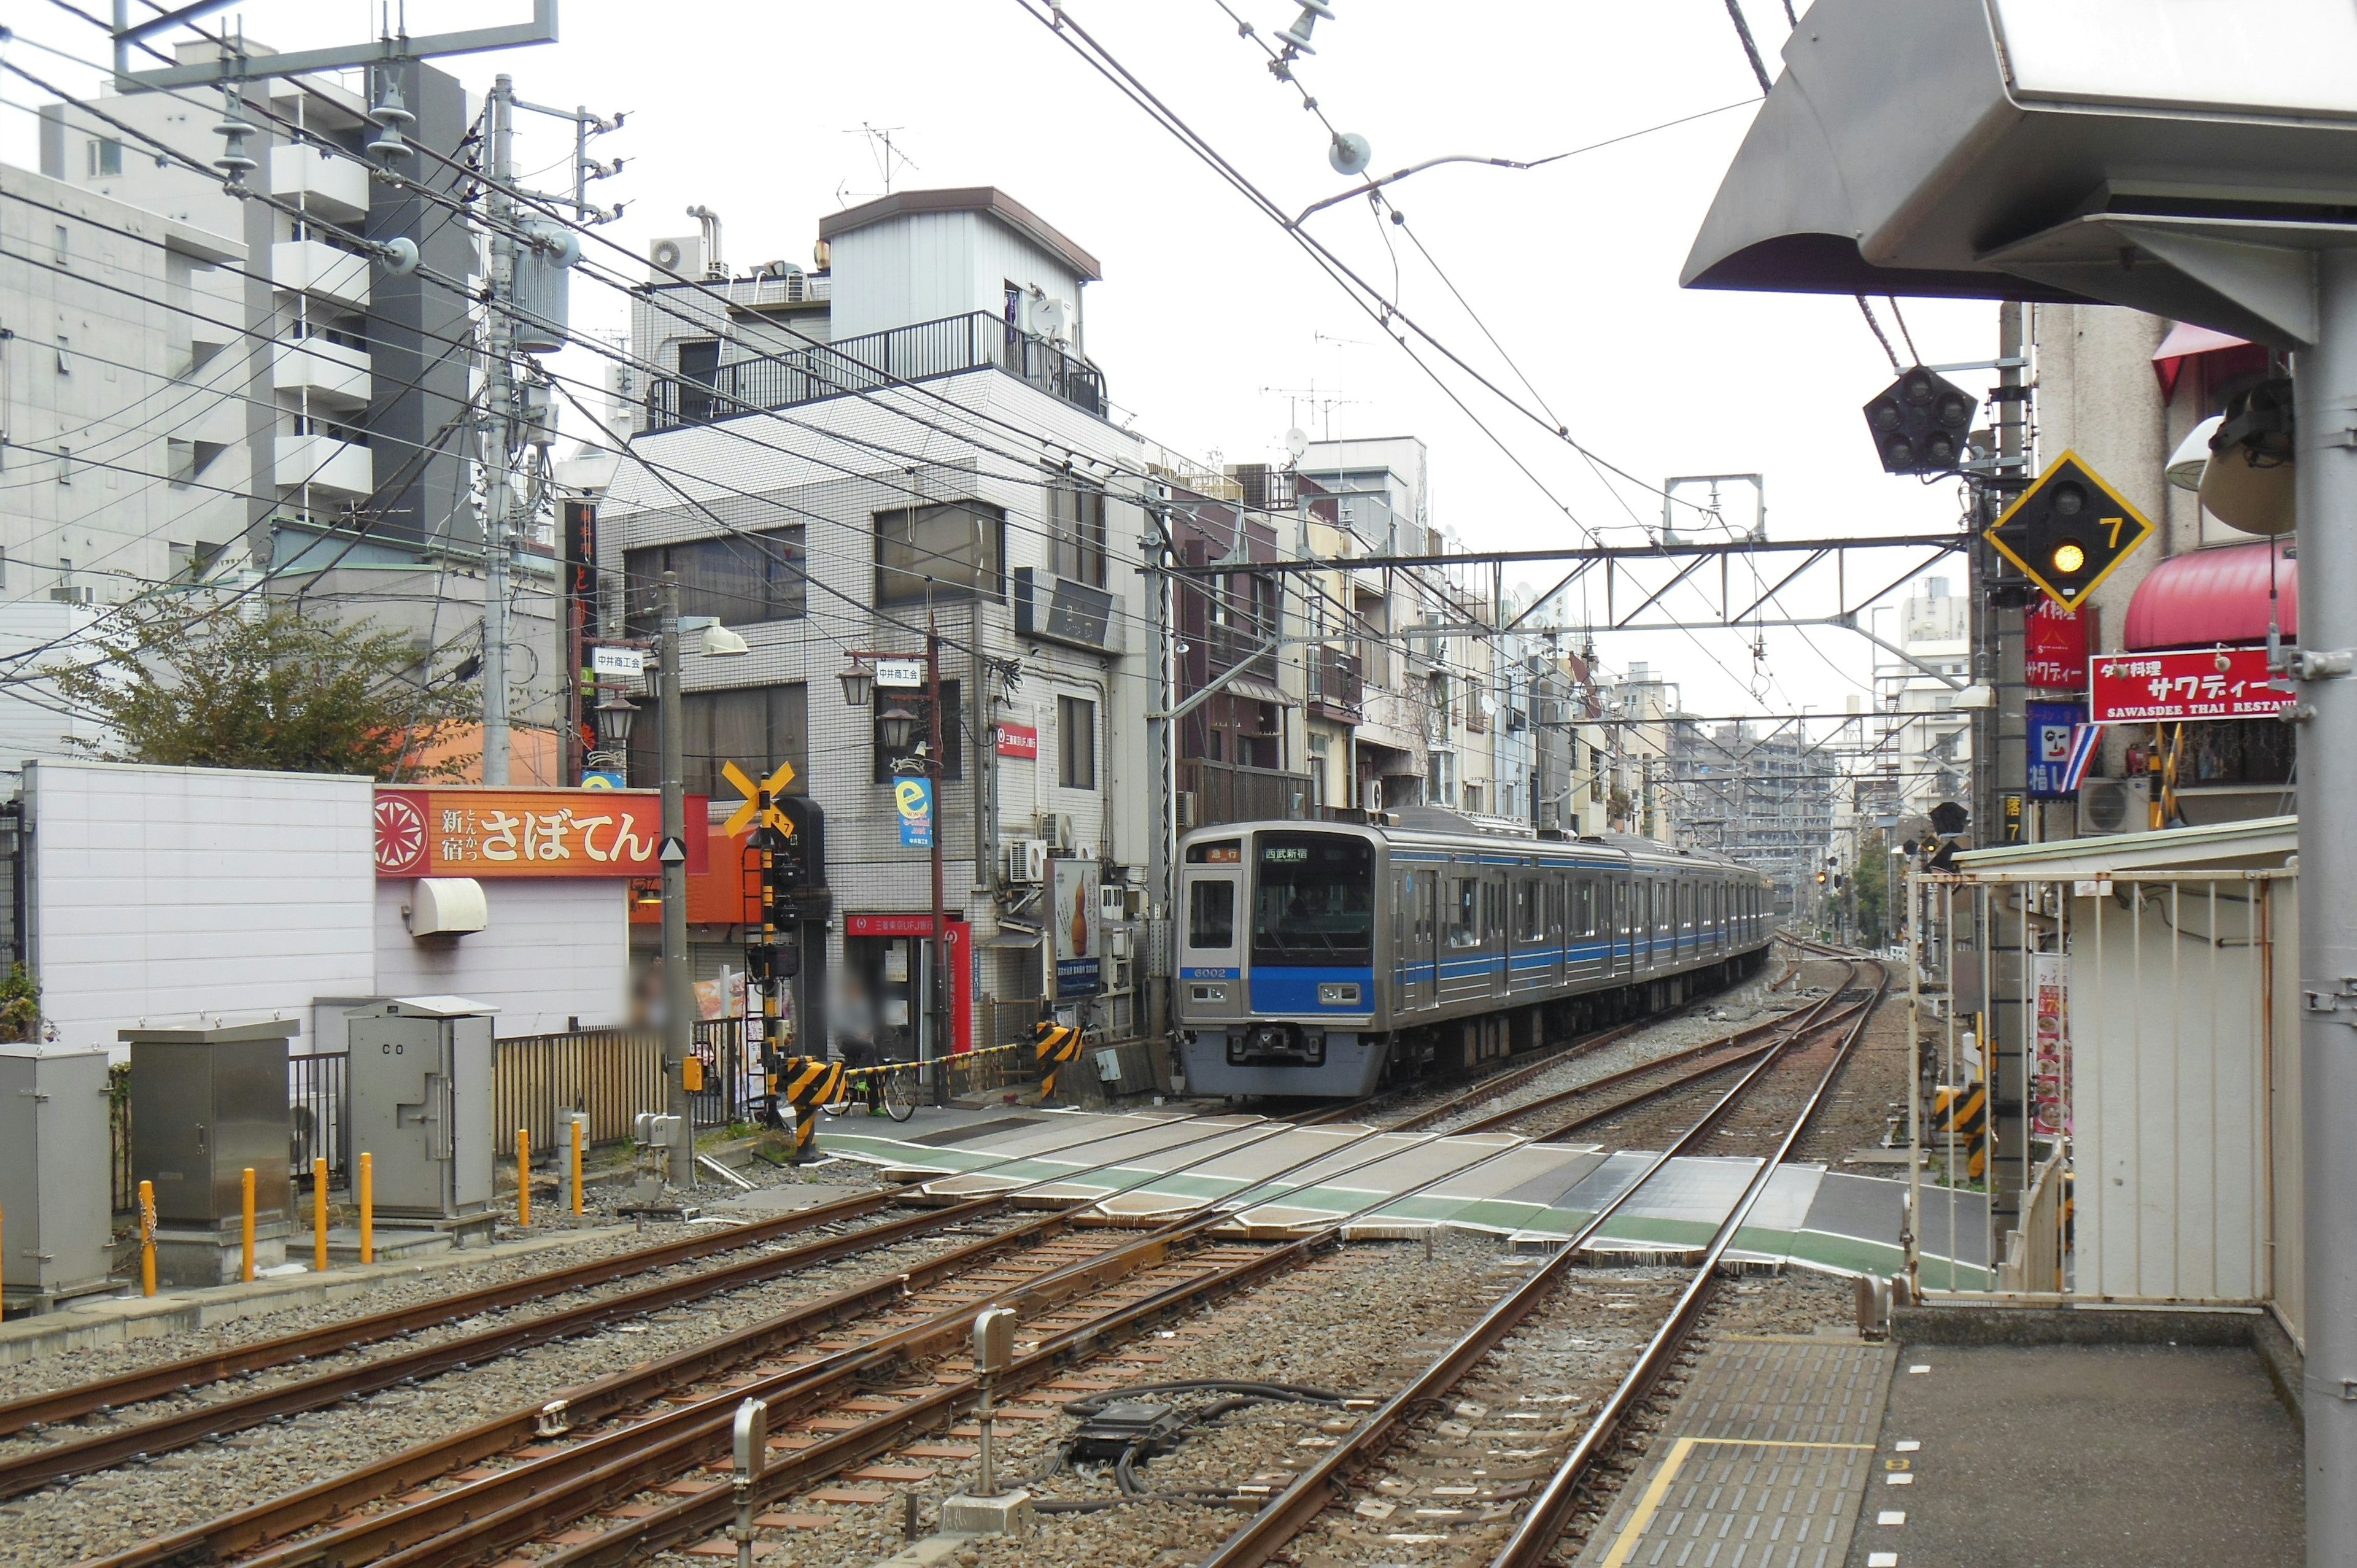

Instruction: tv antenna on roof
[844,123,919,196]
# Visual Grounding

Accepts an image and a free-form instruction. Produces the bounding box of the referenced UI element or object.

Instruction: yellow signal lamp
[2051,540,2088,575]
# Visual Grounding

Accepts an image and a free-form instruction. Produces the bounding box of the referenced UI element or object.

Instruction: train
[1172,808,1777,1098]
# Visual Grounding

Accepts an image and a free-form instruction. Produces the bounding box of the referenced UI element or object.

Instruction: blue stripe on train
[1250,965,1377,1013]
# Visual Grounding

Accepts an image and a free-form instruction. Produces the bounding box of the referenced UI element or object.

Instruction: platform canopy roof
[1682,0,2357,347]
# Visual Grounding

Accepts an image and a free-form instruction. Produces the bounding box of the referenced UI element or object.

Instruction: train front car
[1174,824,1387,1097]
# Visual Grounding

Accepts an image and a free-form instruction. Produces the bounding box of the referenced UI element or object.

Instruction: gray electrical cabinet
[0,1047,114,1305]
[123,1018,296,1229]
[347,997,497,1220]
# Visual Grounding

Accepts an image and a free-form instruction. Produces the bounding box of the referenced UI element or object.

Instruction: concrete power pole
[480,75,517,784]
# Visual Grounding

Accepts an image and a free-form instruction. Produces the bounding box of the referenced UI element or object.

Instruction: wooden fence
[493,1028,667,1160]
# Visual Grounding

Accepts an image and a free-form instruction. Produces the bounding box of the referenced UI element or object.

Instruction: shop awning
[2151,322,2264,401]
[2122,541,2297,651]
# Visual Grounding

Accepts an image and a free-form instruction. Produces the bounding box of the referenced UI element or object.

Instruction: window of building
[1058,695,1097,790]
[623,528,805,636]
[1048,482,1108,588]
[872,679,964,782]
[675,338,721,423]
[628,682,808,800]
[87,139,122,177]
[876,503,1005,605]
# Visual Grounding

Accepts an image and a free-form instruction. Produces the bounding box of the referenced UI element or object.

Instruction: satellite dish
[1285,427,1309,462]
[1328,131,1373,177]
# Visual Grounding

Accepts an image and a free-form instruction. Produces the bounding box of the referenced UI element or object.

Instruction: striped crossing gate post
[777,1056,844,1162]
[1929,1083,1988,1181]
[1032,1021,1084,1103]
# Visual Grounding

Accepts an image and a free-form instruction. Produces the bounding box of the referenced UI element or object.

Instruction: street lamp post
[843,625,953,1107]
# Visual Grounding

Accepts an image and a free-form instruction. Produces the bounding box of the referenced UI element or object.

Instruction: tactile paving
[1570,1337,1896,1568]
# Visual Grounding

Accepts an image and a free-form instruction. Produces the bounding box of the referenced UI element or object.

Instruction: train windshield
[1252,832,1374,965]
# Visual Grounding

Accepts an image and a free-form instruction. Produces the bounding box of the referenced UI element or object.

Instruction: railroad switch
[1069,1399,1184,1463]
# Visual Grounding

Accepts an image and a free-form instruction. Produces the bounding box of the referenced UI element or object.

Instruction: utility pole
[659,572,694,1185]
[480,75,516,784]
[926,624,951,1108]
[1146,496,1177,1054]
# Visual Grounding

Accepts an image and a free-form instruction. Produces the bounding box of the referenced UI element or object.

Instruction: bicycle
[819,1056,918,1122]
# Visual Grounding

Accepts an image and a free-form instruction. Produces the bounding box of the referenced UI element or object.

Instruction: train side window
[1448,877,1480,948]
[1188,879,1235,948]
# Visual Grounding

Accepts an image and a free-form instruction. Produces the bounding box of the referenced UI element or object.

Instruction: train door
[1612,880,1628,975]
[1178,840,1245,1018]
[1643,881,1657,967]
[1396,867,1436,1011]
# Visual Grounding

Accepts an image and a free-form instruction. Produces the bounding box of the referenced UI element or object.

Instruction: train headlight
[1317,983,1362,1006]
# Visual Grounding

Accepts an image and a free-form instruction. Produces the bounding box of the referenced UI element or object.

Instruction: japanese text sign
[374,787,710,878]
[996,722,1039,759]
[2025,602,2089,690]
[2087,647,2289,724]
[2024,701,2085,798]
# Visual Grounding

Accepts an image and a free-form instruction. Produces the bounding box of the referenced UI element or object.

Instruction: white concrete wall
[371,878,629,1041]
[25,760,375,1054]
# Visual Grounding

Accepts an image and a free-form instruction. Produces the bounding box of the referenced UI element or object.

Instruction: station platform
[815,1108,1991,1285]
[1564,1310,2302,1568]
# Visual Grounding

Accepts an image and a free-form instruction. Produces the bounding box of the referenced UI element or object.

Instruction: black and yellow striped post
[1930,1082,1989,1181]
[776,1056,844,1162]
[1032,1020,1085,1103]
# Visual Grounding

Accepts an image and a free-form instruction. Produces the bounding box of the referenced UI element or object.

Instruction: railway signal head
[1863,366,1976,475]
[1983,450,2155,610]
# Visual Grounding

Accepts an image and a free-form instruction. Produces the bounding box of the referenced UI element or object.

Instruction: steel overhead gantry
[1166,532,1970,688]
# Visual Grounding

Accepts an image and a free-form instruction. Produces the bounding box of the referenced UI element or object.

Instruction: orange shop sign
[374,786,710,878]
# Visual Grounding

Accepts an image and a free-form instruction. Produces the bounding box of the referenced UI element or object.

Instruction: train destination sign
[2086,647,2290,724]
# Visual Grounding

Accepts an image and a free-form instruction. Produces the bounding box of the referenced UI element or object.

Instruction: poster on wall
[1052,857,1103,998]
[2024,701,2086,798]
[2030,952,2070,1139]
[2025,601,2090,689]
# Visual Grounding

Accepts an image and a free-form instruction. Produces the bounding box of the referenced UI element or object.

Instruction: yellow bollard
[358,1152,374,1265]
[239,1167,256,1283]
[312,1157,329,1273]
[137,1181,156,1298]
[517,1129,530,1227]
[570,1117,584,1217]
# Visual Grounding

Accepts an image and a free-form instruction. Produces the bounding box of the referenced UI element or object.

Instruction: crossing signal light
[1816,870,1829,885]
[1983,450,2156,611]
[1864,365,1976,475]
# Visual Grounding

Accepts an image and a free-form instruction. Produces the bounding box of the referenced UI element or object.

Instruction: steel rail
[520,1097,1576,1568]
[215,1100,1550,1568]
[1191,961,1870,1568]
[91,1103,1517,1568]
[0,1100,1233,1442]
[1487,955,1889,1568]
[26,1111,1293,1507]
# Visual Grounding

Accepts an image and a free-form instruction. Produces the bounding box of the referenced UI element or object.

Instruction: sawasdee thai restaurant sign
[374,787,710,878]
[2086,647,2290,724]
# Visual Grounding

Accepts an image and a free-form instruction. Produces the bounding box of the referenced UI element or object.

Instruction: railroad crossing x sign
[722,760,797,838]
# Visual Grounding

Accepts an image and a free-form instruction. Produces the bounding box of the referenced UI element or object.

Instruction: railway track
[80,1101,1550,1568]
[0,1106,1297,1503]
[1193,945,1889,1568]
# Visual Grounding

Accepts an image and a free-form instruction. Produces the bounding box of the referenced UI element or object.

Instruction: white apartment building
[1875,576,1973,819]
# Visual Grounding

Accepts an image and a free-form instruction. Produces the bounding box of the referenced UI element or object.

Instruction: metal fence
[1908,867,2295,1321]
[289,1052,349,1189]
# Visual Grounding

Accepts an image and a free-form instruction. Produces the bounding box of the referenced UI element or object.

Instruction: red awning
[2151,321,2254,401]
[2122,541,2297,651]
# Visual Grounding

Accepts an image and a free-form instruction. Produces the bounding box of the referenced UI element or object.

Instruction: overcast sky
[2,0,2003,721]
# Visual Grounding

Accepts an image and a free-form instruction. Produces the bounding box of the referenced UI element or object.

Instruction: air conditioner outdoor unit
[648,234,705,283]
[2078,776,2151,837]
[1004,838,1048,884]
[1039,812,1074,849]
[1175,792,1198,831]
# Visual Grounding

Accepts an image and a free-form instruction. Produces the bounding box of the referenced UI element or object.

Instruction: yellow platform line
[1598,1437,1875,1567]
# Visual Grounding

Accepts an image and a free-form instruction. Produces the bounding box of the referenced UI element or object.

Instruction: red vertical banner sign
[2025,601,2091,690]
[944,920,972,1052]
[562,500,598,783]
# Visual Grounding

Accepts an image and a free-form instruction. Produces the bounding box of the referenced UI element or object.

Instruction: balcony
[1181,759,1314,828]
[270,238,371,312]
[1309,647,1363,722]
[268,144,371,223]
[272,336,372,407]
[1207,622,1279,684]
[274,431,372,499]
[647,310,1107,430]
